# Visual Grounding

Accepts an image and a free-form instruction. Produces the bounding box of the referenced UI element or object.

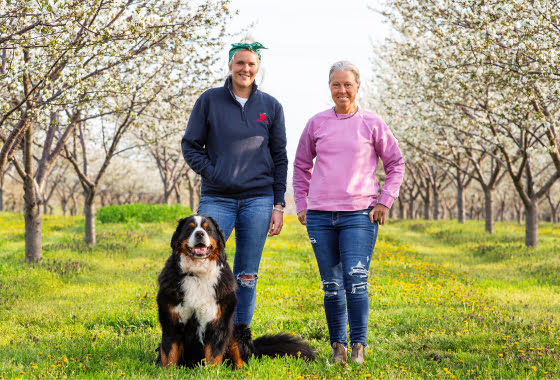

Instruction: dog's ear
[171,217,188,251]
[206,216,226,250]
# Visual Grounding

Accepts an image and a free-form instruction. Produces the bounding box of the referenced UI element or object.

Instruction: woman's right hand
[297,210,307,225]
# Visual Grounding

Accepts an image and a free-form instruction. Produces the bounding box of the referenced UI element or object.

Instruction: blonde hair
[328,61,360,85]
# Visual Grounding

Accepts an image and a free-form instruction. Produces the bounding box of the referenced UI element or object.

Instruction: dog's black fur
[155,215,315,368]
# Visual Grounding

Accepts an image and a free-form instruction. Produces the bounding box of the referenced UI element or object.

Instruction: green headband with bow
[228,42,267,62]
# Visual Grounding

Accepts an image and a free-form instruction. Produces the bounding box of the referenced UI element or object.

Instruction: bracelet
[272,207,284,213]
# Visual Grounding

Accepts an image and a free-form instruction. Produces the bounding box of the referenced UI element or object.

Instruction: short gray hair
[328,61,360,85]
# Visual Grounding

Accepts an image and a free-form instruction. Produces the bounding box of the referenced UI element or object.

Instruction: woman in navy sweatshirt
[181,42,288,326]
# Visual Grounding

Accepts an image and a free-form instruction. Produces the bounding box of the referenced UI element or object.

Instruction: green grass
[97,204,192,224]
[1,212,559,379]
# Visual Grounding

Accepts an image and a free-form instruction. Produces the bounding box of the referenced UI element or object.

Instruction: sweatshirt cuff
[273,191,285,207]
[295,198,308,214]
[377,192,396,209]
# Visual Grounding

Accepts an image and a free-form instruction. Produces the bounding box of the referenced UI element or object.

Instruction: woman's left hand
[369,204,389,225]
[268,206,284,236]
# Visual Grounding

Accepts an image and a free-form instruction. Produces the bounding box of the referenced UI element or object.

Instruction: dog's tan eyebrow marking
[203,222,209,228]
[189,223,195,227]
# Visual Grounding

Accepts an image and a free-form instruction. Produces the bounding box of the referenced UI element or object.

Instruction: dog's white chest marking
[174,259,221,342]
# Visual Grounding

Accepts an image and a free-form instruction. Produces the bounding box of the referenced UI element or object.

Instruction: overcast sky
[220,0,391,190]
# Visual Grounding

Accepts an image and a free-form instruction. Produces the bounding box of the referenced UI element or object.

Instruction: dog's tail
[253,333,316,360]
[234,324,315,362]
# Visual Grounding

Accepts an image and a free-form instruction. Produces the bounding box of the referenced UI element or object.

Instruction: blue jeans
[198,195,273,326]
[306,209,378,347]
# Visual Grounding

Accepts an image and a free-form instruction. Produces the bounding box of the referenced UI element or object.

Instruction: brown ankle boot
[350,343,365,364]
[331,342,347,365]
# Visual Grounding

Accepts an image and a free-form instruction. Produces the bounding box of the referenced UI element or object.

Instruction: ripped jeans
[198,195,273,326]
[306,208,378,347]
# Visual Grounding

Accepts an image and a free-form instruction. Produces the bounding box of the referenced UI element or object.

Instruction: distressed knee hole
[349,261,369,278]
[321,281,341,297]
[309,236,317,244]
[351,282,368,294]
[236,274,258,288]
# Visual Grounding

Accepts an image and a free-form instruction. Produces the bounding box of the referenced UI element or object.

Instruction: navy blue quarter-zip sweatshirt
[181,76,288,205]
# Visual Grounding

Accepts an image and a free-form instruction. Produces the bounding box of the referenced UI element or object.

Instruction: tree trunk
[432,191,439,220]
[446,205,454,219]
[483,188,494,234]
[70,192,77,216]
[23,128,42,261]
[546,195,559,224]
[24,178,42,261]
[422,186,430,220]
[188,182,196,211]
[423,202,430,220]
[175,183,182,205]
[0,169,5,211]
[163,188,171,205]
[457,183,465,224]
[84,189,96,245]
[407,199,414,219]
[525,201,538,247]
[398,197,405,219]
[498,200,505,222]
[0,180,3,211]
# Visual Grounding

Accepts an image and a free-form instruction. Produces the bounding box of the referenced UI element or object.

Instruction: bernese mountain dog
[155,214,315,368]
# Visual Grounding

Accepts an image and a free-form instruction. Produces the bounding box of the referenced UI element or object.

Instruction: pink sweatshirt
[293,108,405,213]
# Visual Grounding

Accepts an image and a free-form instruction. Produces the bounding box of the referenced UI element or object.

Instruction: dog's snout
[195,230,205,240]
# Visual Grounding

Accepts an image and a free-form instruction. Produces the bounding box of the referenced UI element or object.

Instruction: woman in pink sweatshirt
[293,61,405,365]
